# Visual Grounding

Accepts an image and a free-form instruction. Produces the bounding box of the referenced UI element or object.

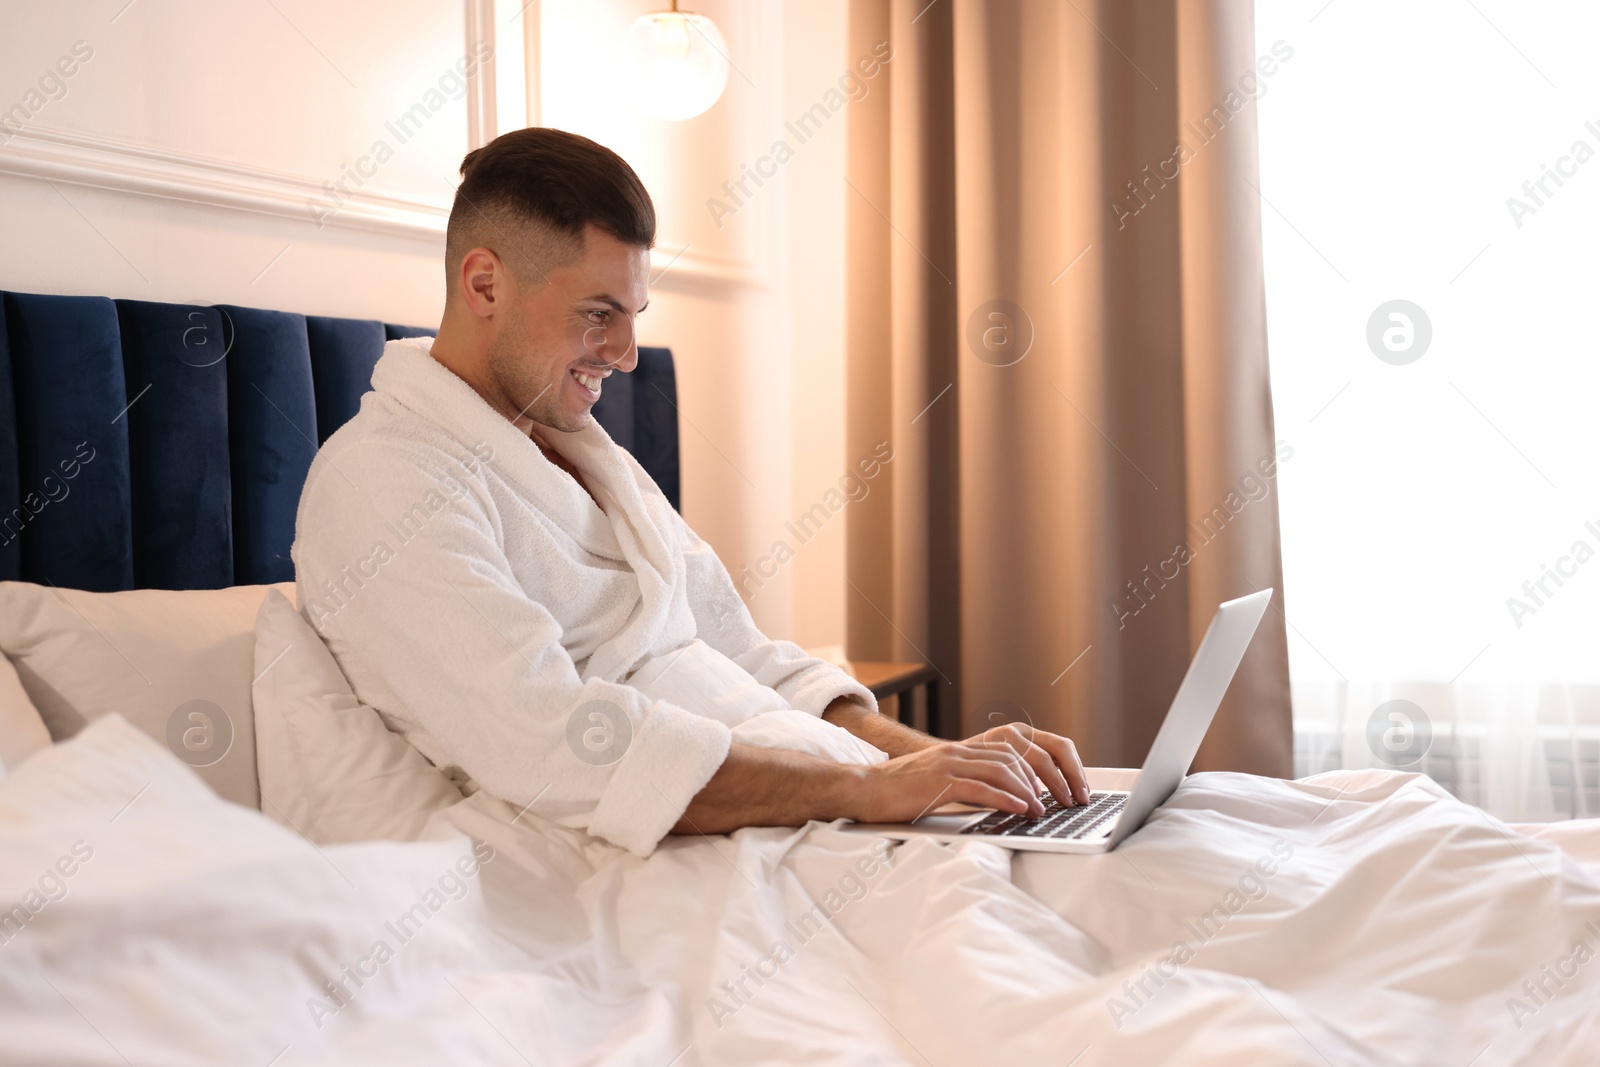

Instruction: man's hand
[823,697,1092,809]
[964,722,1092,808]
[848,740,1048,822]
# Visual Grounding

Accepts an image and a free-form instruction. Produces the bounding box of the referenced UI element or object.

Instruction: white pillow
[0,581,290,807]
[252,589,463,843]
[0,651,52,774]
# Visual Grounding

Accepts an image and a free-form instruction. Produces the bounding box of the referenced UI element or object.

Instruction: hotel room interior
[2,0,1597,1063]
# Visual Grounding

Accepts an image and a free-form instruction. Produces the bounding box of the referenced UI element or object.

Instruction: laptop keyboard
[960,792,1127,840]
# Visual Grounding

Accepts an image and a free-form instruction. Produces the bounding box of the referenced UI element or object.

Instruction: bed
[2,292,1598,1066]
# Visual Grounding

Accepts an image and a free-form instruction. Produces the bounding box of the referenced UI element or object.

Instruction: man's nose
[578,323,639,372]
[607,330,639,373]
[611,343,636,377]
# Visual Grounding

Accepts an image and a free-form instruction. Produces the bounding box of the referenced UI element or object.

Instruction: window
[1255,0,1600,819]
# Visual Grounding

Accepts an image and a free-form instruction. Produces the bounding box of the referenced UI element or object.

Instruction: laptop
[842,589,1273,854]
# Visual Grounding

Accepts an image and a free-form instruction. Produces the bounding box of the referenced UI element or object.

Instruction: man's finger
[1033,732,1091,803]
[1019,740,1075,806]
[950,754,1037,804]
[949,779,1034,815]
[972,729,1092,805]
[970,729,1053,800]
[951,756,1043,815]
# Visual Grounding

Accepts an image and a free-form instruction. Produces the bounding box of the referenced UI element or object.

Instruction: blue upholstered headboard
[0,292,680,592]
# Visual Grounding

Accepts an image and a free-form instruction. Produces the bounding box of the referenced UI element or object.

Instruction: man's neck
[528,423,602,511]
[431,321,602,511]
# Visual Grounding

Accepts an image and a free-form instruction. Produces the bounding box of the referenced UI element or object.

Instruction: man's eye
[587,310,610,324]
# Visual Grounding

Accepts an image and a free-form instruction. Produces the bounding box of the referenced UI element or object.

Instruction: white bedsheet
[3,718,1598,1066]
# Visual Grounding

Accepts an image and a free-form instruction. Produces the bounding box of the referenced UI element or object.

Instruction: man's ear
[458,247,510,318]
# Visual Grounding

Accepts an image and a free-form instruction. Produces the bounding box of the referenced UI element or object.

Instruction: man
[293,128,1089,856]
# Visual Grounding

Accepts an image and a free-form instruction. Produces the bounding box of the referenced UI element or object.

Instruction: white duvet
[3,717,1598,1066]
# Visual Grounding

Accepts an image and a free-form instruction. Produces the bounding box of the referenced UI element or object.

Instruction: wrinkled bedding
[3,717,1598,1066]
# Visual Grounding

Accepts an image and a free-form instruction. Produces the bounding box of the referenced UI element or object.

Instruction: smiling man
[292,127,1089,856]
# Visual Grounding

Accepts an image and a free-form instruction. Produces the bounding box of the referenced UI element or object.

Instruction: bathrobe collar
[371,338,689,679]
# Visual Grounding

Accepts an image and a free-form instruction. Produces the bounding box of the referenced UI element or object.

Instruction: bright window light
[1256,0,1600,816]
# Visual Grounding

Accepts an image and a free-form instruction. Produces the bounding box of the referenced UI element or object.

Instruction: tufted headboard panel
[0,291,680,592]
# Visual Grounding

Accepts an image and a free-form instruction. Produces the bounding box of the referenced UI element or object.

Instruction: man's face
[486,224,649,435]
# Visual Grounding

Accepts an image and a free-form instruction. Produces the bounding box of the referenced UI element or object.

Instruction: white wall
[0,0,470,318]
[0,0,856,648]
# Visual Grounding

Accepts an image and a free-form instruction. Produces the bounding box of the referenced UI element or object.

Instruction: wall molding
[0,122,768,291]
[0,123,449,241]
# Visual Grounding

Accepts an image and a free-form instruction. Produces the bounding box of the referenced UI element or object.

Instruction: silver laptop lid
[1105,589,1273,849]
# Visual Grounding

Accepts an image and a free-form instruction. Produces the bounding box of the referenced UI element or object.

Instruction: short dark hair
[446,127,656,282]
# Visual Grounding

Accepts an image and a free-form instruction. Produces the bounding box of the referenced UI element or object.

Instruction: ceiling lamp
[624,1,730,121]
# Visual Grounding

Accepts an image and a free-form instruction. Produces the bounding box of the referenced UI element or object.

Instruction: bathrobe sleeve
[294,441,731,857]
[670,512,880,718]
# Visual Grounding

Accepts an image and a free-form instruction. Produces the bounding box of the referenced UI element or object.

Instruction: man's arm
[674,519,882,717]
[822,697,939,757]
[672,736,1053,835]
[664,507,1092,824]
[822,698,1093,807]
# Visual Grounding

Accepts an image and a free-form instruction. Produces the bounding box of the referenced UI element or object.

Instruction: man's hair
[445,127,656,285]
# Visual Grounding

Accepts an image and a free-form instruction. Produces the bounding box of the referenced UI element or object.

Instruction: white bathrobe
[292,338,881,856]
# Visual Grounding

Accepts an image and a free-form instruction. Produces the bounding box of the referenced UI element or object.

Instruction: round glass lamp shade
[624,10,730,121]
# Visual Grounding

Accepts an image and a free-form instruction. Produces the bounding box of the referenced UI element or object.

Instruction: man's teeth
[572,369,603,392]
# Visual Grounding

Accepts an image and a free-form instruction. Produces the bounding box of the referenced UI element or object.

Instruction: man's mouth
[570,366,610,398]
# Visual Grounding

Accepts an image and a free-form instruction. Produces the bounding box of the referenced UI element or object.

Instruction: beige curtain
[846,0,1292,776]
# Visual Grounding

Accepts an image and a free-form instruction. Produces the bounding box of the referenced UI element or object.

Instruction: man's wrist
[823,760,872,822]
